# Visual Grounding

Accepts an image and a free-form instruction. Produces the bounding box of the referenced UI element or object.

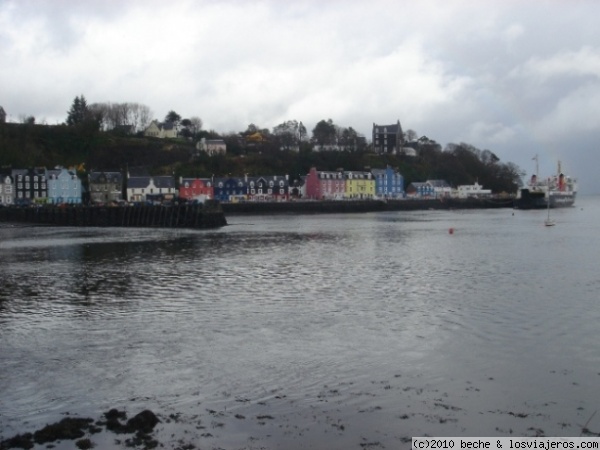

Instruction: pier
[0,201,227,229]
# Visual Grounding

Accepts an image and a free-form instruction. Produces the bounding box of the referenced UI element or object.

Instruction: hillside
[0,123,522,193]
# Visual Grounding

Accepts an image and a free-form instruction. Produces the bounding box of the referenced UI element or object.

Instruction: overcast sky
[1,0,599,193]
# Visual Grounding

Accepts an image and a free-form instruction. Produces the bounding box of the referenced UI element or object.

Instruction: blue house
[213,177,247,202]
[406,182,435,197]
[47,168,82,204]
[372,166,404,198]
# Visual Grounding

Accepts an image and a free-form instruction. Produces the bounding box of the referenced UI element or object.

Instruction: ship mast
[532,154,539,178]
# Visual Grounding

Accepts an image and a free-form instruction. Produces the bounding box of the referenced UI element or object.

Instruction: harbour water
[1,196,600,449]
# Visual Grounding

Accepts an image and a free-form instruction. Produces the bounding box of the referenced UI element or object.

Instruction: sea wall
[221,198,514,215]
[0,201,227,229]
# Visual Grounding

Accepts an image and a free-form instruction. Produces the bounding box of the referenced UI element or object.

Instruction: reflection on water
[1,199,600,448]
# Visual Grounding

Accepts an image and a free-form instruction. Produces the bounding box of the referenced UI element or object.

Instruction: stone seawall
[0,201,227,229]
[221,198,514,215]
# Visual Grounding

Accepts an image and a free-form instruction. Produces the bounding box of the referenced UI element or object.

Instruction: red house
[179,177,213,201]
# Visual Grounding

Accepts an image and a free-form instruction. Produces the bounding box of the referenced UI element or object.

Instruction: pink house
[305,167,345,200]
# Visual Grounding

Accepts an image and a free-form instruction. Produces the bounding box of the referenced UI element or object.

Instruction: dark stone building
[372,120,404,154]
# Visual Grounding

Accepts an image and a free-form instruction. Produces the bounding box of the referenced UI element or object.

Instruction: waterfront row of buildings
[0,166,492,206]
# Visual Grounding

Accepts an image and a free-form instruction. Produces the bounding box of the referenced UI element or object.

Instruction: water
[1,197,600,449]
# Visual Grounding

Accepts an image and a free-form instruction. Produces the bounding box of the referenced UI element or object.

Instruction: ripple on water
[2,208,600,444]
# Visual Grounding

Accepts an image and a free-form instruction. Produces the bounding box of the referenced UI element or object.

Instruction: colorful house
[344,171,375,200]
[371,166,404,199]
[212,177,247,202]
[88,171,123,204]
[305,167,345,200]
[406,182,435,197]
[0,172,14,205]
[11,168,47,205]
[179,177,213,201]
[47,168,82,204]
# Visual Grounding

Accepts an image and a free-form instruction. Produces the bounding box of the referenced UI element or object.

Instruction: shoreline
[221,197,514,215]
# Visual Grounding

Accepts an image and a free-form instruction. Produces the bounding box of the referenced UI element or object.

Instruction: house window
[280,189,284,194]
[279,181,284,187]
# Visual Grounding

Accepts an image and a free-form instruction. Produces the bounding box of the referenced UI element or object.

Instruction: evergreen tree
[66,95,91,126]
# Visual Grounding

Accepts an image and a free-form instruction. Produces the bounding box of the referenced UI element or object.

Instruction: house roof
[46,169,62,179]
[89,171,123,184]
[128,176,175,189]
[127,176,151,189]
[427,179,451,188]
[373,122,402,133]
[152,176,175,188]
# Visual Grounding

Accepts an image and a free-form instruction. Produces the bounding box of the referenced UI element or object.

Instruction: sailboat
[545,192,555,226]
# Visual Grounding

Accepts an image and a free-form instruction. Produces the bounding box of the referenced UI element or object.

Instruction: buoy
[448,227,454,234]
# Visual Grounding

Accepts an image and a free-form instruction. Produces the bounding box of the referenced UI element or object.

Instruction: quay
[221,197,514,215]
[0,201,227,229]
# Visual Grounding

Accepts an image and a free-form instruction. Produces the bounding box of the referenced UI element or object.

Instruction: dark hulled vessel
[514,161,577,210]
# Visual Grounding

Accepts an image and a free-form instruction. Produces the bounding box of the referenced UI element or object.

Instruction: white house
[127,175,176,202]
[426,179,452,198]
[455,182,492,199]
[196,138,226,156]
[0,173,14,205]
[144,120,178,139]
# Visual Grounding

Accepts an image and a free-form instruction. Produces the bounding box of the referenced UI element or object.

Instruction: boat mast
[533,154,539,178]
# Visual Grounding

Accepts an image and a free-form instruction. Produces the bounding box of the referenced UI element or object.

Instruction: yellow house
[344,171,375,199]
[245,132,267,148]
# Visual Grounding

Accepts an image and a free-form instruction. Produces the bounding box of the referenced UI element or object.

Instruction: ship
[514,158,577,209]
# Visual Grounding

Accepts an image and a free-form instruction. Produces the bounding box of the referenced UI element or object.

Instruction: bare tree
[405,129,418,141]
[138,104,153,130]
[189,116,203,136]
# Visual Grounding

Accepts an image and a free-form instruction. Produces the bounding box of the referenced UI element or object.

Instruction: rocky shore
[0,409,160,450]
